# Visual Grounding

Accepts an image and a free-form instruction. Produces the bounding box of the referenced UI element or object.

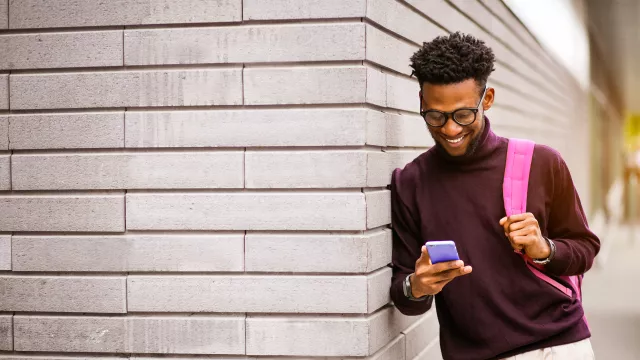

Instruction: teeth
[446,135,465,144]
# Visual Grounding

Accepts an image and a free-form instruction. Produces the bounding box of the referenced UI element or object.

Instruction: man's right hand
[410,245,473,297]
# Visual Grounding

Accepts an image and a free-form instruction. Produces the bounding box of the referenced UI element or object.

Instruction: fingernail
[456,260,463,267]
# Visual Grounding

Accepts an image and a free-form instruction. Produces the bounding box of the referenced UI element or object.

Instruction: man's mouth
[444,134,466,144]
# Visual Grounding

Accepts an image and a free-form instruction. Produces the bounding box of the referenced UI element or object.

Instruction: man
[390,32,599,360]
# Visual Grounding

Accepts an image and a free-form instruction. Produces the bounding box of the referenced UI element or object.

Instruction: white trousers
[501,339,594,360]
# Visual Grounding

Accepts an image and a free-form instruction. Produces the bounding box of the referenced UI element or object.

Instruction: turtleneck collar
[433,116,501,166]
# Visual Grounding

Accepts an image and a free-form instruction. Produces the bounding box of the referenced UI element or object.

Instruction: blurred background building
[0,0,637,359]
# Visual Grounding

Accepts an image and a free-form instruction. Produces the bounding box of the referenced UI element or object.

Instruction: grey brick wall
[0,0,586,359]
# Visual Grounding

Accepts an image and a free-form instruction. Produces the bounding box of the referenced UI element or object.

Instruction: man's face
[420,79,494,157]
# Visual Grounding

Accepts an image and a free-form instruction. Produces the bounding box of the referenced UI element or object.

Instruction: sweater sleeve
[389,167,434,316]
[545,154,601,276]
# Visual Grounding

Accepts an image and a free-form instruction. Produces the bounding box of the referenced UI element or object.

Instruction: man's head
[410,32,496,157]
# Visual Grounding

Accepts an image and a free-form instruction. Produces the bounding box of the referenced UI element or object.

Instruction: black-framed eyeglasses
[420,87,488,127]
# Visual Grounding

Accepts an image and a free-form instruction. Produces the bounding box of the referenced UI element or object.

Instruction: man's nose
[440,116,464,136]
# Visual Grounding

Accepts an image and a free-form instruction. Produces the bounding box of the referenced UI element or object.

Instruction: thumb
[418,245,432,265]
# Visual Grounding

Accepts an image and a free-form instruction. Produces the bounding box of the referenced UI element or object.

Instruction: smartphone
[425,241,460,264]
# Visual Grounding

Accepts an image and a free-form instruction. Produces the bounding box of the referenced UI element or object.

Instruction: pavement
[582,224,640,359]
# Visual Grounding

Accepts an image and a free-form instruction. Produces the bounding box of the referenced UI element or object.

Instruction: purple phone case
[426,241,460,264]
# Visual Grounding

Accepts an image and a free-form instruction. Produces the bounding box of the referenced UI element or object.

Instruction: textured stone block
[386,72,418,113]
[412,338,442,360]
[386,112,432,148]
[370,334,405,360]
[9,0,241,28]
[0,276,126,313]
[126,192,367,231]
[245,230,391,273]
[403,311,439,360]
[367,110,388,146]
[245,335,403,360]
[12,151,244,190]
[365,24,420,75]
[0,357,125,360]
[246,151,367,188]
[126,109,376,147]
[365,190,391,229]
[128,270,390,313]
[0,74,7,109]
[246,315,369,356]
[367,151,391,187]
[125,316,245,354]
[14,316,127,352]
[10,69,242,110]
[387,149,423,172]
[244,66,366,105]
[0,155,9,190]
[366,67,387,108]
[365,68,418,112]
[14,315,245,354]
[9,112,124,149]
[0,235,9,270]
[0,116,7,149]
[0,315,11,350]
[368,268,393,313]
[0,31,123,70]
[13,234,244,272]
[0,0,6,29]
[246,306,416,356]
[0,194,125,232]
[366,0,444,45]
[368,306,419,355]
[125,23,364,65]
[243,0,366,20]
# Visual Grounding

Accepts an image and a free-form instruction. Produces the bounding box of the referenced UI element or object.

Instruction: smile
[445,135,466,144]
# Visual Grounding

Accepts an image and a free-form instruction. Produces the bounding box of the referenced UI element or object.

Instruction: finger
[509,226,535,238]
[502,218,515,235]
[433,265,473,282]
[507,237,524,251]
[508,218,538,233]
[512,235,536,247]
[508,213,530,222]
[429,260,464,274]
[416,245,432,266]
[499,217,507,226]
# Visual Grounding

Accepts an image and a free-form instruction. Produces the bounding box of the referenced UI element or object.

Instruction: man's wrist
[533,237,556,265]
[403,273,429,301]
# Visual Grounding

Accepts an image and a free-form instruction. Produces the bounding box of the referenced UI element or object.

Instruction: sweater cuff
[390,275,433,316]
[546,239,571,275]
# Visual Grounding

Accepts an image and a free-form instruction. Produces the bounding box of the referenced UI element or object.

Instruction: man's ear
[483,87,495,110]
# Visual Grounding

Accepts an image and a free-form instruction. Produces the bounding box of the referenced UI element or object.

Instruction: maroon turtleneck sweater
[390,118,600,360]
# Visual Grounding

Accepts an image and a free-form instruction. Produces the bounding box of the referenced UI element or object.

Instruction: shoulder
[533,144,568,170]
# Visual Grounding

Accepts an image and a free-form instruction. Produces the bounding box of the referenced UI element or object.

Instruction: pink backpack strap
[503,139,573,296]
[503,139,535,217]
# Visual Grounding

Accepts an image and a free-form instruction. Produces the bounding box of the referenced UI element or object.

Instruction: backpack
[503,138,588,327]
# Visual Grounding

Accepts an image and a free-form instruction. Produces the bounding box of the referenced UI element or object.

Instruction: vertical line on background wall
[363,16,367,64]
[122,26,125,67]
[11,313,14,351]
[241,65,245,105]
[122,110,126,148]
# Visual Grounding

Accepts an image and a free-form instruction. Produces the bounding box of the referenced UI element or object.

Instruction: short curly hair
[410,32,496,91]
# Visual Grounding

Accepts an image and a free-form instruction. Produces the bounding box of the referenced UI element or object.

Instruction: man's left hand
[499,213,550,259]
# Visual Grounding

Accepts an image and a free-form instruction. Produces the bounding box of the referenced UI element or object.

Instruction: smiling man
[389,33,600,360]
